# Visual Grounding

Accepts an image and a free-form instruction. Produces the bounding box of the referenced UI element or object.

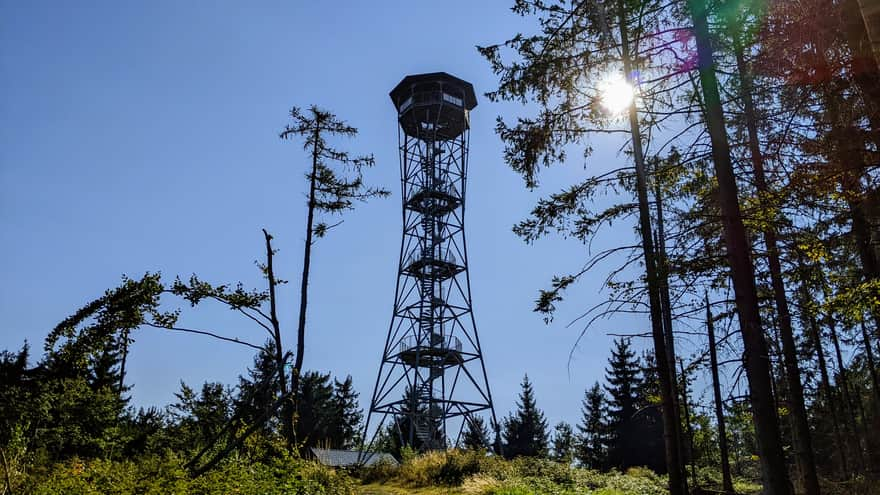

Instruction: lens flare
[598,73,635,115]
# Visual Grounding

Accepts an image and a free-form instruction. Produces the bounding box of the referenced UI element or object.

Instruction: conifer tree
[235,345,285,435]
[576,382,607,469]
[478,1,690,488]
[605,339,642,428]
[294,371,334,451]
[502,375,549,458]
[551,421,575,464]
[461,415,490,450]
[280,106,389,443]
[329,375,362,449]
[604,338,643,468]
[168,382,234,450]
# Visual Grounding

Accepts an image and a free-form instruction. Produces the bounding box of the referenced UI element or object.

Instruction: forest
[3,0,880,493]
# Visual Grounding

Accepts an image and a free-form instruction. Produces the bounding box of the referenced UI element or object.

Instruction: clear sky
[1,1,662,432]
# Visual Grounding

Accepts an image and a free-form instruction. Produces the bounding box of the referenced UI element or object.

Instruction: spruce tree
[551,421,575,464]
[576,382,607,469]
[604,338,643,468]
[461,415,490,450]
[235,345,284,434]
[329,375,362,449]
[605,339,642,427]
[294,371,334,451]
[634,350,667,473]
[502,375,549,458]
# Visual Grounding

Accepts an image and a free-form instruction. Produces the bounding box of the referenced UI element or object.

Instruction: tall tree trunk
[860,320,880,405]
[828,319,867,470]
[688,0,792,491]
[678,359,699,489]
[291,122,321,447]
[615,3,687,492]
[842,0,880,146]
[654,167,688,486]
[799,272,849,478]
[824,92,880,332]
[262,229,290,442]
[118,328,130,398]
[707,295,735,493]
[732,32,821,495]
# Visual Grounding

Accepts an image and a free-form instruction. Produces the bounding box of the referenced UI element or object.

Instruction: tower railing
[397,334,462,356]
[398,90,466,114]
[405,248,457,267]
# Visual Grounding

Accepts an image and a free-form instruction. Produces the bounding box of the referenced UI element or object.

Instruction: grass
[354,450,671,495]
[21,447,772,494]
[352,449,770,495]
[358,482,466,494]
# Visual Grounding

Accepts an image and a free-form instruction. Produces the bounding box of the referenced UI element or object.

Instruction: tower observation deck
[363,73,499,452]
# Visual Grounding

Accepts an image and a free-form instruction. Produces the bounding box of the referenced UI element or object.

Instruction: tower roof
[389,72,477,111]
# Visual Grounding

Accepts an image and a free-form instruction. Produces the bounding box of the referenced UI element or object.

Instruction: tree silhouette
[576,382,607,469]
[502,375,548,458]
[461,415,490,450]
[551,421,575,464]
[280,106,389,446]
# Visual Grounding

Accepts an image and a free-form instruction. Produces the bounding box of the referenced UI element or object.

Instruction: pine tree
[551,421,575,464]
[502,375,549,458]
[576,382,607,469]
[461,415,490,450]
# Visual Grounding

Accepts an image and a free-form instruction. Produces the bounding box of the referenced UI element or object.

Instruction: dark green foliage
[461,415,491,450]
[26,453,356,494]
[502,375,549,458]
[375,387,432,456]
[293,371,364,452]
[551,421,575,464]
[235,344,286,434]
[0,274,170,463]
[603,339,664,472]
[168,381,234,452]
[328,375,363,450]
[295,371,335,450]
[121,407,171,457]
[604,339,642,429]
[576,382,607,469]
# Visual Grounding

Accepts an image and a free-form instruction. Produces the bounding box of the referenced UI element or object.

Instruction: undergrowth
[354,449,768,495]
[22,451,356,495]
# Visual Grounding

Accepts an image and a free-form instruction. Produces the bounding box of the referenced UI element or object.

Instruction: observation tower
[364,72,498,451]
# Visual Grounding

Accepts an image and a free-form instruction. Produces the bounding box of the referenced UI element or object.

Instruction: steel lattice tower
[364,72,499,451]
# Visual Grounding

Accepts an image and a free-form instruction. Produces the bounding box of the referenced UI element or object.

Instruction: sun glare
[598,73,635,115]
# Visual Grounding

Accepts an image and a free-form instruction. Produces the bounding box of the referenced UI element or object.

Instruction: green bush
[393,449,490,486]
[353,450,678,495]
[353,458,399,484]
[26,452,356,495]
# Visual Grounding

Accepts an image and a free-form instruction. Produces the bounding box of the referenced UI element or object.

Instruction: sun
[598,73,635,115]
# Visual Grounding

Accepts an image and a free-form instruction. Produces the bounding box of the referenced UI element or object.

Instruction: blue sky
[1,1,661,431]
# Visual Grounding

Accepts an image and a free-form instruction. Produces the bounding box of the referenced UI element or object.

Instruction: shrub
[355,458,399,484]
[26,453,356,495]
[394,449,488,486]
